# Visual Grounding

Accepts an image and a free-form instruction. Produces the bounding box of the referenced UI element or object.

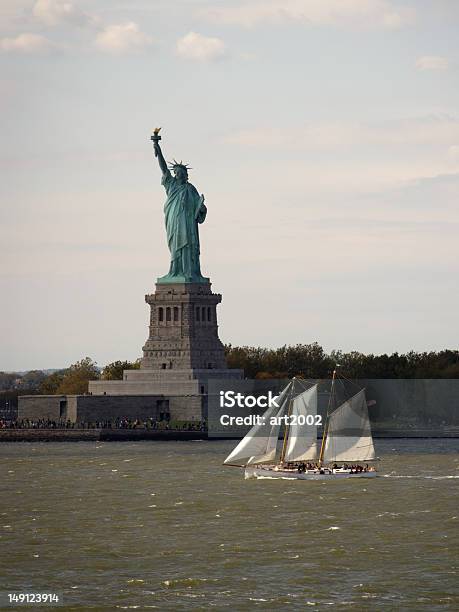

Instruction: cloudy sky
[1,0,458,370]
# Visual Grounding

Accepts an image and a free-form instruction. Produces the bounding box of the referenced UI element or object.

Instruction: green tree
[0,372,18,391]
[55,358,100,395]
[101,359,141,380]
[20,370,47,389]
[39,371,67,394]
[225,345,459,379]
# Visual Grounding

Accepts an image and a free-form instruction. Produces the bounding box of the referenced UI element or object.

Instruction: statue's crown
[169,159,192,172]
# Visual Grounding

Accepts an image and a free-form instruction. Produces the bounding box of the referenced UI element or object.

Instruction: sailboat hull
[244,467,378,480]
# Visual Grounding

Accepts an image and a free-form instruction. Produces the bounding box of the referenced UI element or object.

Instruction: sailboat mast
[318,369,336,467]
[279,379,295,465]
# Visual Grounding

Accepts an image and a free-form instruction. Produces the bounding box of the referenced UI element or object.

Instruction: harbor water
[0,439,458,610]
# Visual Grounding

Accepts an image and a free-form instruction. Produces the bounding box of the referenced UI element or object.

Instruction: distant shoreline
[0,429,458,442]
[0,429,206,442]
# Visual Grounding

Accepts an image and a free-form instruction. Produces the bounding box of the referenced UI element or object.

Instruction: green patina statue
[151,128,208,284]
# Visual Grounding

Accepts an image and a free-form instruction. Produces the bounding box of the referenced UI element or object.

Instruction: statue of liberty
[152,129,208,284]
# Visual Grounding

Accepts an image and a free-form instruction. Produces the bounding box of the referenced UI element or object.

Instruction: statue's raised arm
[151,128,168,176]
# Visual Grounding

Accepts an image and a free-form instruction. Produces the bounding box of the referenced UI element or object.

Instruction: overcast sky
[1,0,458,371]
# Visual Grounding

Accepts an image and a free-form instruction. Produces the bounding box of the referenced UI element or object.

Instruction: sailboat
[223,372,378,480]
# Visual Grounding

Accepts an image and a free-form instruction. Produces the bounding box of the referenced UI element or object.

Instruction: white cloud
[0,33,55,54]
[226,116,459,150]
[202,0,414,29]
[415,55,449,71]
[224,116,459,196]
[33,0,95,27]
[382,10,404,28]
[95,22,152,54]
[176,31,226,61]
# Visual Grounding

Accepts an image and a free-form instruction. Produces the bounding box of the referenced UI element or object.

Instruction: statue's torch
[151,127,162,157]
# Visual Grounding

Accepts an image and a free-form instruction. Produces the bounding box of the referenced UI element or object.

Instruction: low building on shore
[18,394,169,423]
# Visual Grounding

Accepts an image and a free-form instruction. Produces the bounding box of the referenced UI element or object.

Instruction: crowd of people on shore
[0,417,207,431]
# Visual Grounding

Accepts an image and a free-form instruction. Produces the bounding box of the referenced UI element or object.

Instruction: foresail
[323,389,375,463]
[245,398,286,465]
[284,384,318,462]
[223,382,291,466]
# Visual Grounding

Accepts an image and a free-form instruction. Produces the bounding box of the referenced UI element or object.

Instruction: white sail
[223,382,291,466]
[245,396,287,465]
[284,384,318,462]
[322,389,375,463]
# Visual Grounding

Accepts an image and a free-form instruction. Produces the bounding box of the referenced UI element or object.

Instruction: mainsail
[223,382,291,466]
[322,389,376,463]
[284,384,318,462]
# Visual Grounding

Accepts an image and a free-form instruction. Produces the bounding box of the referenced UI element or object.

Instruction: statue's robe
[161,170,207,281]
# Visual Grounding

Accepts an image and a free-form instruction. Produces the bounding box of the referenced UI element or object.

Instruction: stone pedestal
[88,281,243,421]
[141,282,227,370]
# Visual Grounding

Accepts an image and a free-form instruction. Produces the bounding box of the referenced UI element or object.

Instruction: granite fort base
[18,395,168,423]
[19,282,242,423]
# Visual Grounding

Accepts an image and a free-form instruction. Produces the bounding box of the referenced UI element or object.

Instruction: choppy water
[0,439,458,610]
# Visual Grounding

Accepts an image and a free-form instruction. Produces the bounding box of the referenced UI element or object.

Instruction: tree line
[0,359,140,407]
[225,343,459,379]
[1,345,458,407]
